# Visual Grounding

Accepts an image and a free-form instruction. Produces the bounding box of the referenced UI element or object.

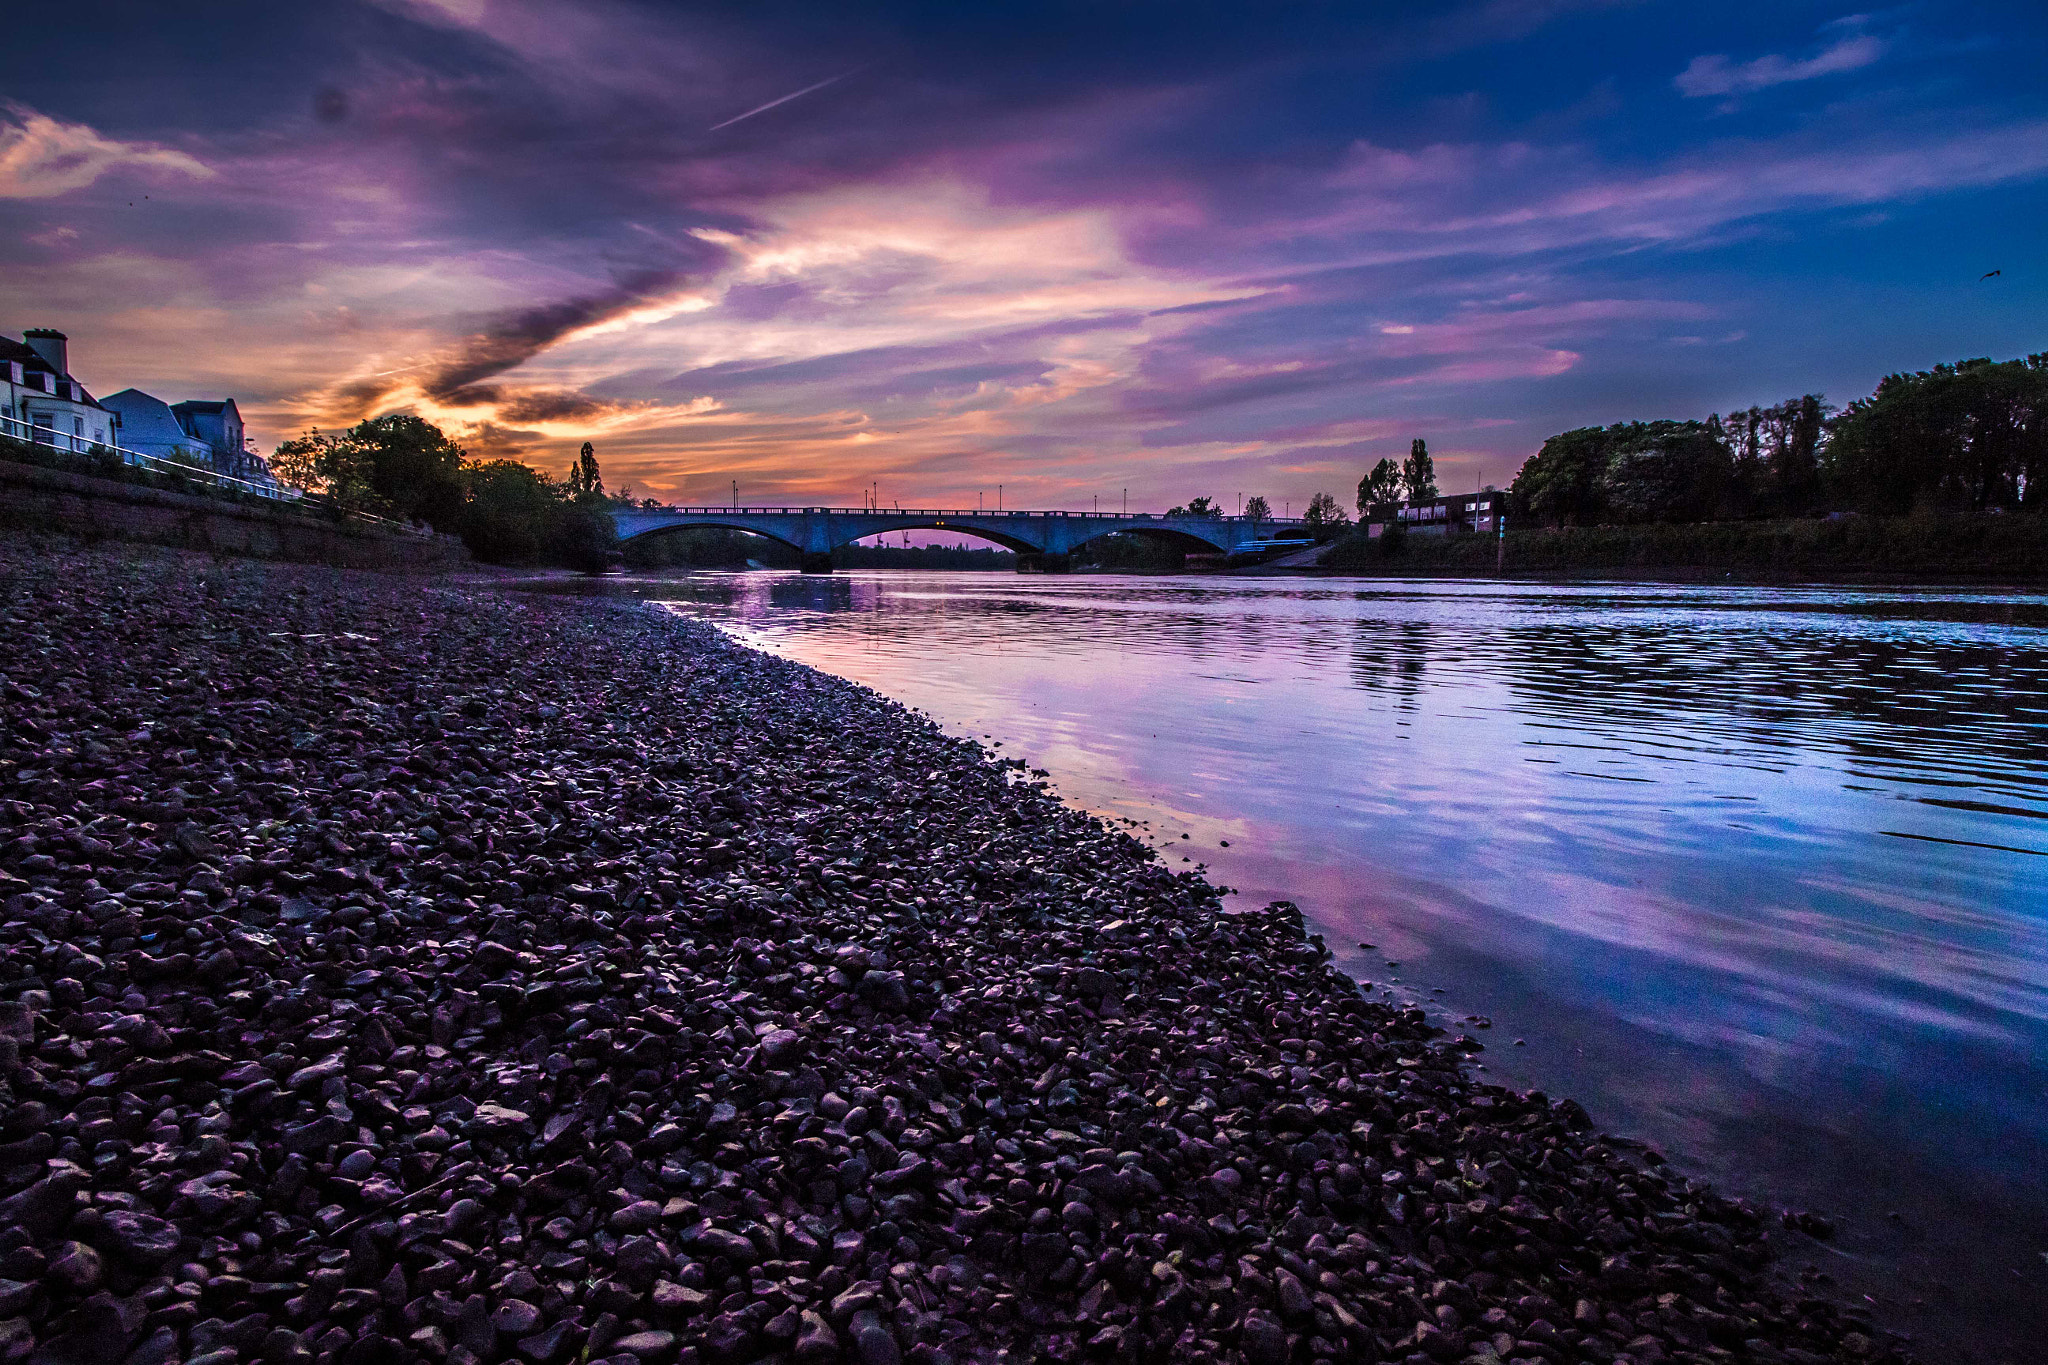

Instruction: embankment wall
[0,458,467,571]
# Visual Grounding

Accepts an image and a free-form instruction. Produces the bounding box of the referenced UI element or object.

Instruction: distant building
[1364,490,1503,538]
[170,400,265,480]
[101,389,215,464]
[6,328,275,484]
[0,329,116,453]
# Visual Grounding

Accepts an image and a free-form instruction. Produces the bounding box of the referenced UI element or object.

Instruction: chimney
[21,328,68,377]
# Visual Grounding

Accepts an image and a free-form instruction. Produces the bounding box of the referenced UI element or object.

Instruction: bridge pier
[799,552,834,575]
[1015,552,1070,574]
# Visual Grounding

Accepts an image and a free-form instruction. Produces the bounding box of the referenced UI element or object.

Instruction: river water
[531,569,2048,1358]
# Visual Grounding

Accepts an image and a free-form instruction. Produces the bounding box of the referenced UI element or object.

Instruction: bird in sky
[1980,269,2002,280]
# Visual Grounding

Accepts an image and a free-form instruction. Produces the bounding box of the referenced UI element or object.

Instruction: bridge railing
[633,506,1306,524]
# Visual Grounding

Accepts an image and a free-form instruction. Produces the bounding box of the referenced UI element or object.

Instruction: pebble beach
[0,542,1908,1365]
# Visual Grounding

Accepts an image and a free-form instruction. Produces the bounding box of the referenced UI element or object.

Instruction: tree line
[272,417,638,568]
[1508,352,2044,528]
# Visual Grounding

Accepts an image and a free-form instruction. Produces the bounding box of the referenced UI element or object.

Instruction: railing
[1,412,428,534]
[2,411,297,504]
[637,505,1307,524]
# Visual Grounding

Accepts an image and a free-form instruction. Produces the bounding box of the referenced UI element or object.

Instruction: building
[0,329,117,453]
[1364,490,1504,538]
[100,389,215,465]
[170,400,262,479]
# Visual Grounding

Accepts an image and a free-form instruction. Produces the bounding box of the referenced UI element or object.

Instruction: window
[74,417,85,437]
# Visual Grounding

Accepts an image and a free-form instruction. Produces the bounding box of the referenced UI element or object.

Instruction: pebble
[0,542,1913,1365]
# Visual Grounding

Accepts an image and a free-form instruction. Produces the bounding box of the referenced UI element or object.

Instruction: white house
[101,389,215,464]
[1,329,116,453]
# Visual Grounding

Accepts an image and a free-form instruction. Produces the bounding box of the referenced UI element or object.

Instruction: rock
[651,1282,710,1318]
[516,1321,581,1364]
[493,1301,542,1336]
[793,1310,840,1363]
[846,1311,900,1365]
[608,1200,661,1233]
[609,1331,675,1361]
[854,971,908,1012]
[45,1242,103,1294]
[1240,1313,1289,1365]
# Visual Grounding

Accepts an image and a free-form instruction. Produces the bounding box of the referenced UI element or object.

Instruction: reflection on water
[524,569,2048,1352]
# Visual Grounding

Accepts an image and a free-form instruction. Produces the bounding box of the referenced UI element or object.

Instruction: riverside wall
[0,458,467,571]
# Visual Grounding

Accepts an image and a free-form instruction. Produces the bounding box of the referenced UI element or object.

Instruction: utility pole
[999,484,1003,512]
[731,479,737,509]
[1122,488,1127,515]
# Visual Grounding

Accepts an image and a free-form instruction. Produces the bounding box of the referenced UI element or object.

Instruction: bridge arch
[617,517,805,553]
[840,517,1045,555]
[1065,523,1232,555]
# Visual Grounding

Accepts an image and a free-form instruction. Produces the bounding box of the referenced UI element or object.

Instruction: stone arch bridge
[610,505,1307,571]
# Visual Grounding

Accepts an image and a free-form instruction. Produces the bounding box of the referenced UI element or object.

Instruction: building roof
[171,399,233,415]
[0,337,52,373]
[102,389,207,449]
[3,334,105,409]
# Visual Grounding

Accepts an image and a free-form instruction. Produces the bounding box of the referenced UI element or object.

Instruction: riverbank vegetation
[1504,353,2043,528]
[1318,350,2046,577]
[273,420,630,569]
[1320,509,2048,578]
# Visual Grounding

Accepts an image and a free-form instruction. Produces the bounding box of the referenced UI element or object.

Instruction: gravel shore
[0,542,1907,1365]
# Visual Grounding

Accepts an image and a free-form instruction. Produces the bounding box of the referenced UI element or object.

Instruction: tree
[1243,495,1271,525]
[1356,458,1401,513]
[570,441,605,499]
[1510,426,1616,527]
[459,459,563,563]
[1303,491,1350,537]
[271,427,382,513]
[1166,495,1222,518]
[275,414,466,526]
[1723,394,1827,517]
[1597,421,1736,524]
[1403,438,1438,501]
[1824,355,2047,514]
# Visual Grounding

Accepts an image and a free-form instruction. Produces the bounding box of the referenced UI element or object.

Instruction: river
[527,569,2048,1360]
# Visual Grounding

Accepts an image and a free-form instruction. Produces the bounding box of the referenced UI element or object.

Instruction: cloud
[0,105,213,200]
[1675,20,1888,99]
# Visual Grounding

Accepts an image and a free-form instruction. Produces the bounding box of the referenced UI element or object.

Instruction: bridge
[609,504,1309,572]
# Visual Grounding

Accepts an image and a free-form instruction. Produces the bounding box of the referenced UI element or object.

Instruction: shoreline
[0,540,1911,1365]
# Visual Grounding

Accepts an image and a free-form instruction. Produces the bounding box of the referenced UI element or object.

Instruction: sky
[3,0,2045,513]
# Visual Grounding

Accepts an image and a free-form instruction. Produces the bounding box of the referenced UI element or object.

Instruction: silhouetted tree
[274,414,467,526]
[1166,495,1223,518]
[1825,355,2047,514]
[1403,438,1438,501]
[1303,491,1350,537]
[569,441,605,499]
[1244,495,1272,525]
[1357,459,1401,513]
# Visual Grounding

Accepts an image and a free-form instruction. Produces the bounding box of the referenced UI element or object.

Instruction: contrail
[709,69,861,131]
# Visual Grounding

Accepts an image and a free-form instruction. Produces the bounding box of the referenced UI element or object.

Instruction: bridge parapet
[610,505,1307,566]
